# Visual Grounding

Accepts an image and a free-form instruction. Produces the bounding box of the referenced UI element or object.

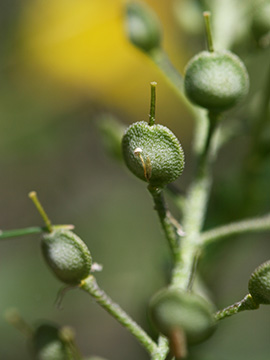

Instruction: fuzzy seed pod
[184,50,249,112]
[251,1,270,44]
[33,324,72,360]
[42,229,92,285]
[125,2,162,53]
[122,121,184,187]
[149,288,216,345]
[248,260,270,305]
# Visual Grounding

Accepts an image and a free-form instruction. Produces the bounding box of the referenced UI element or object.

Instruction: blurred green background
[0,0,269,359]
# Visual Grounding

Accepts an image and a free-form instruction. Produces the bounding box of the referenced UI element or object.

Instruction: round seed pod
[122,121,184,187]
[42,229,92,285]
[33,323,71,360]
[248,260,270,305]
[125,2,162,53]
[184,50,249,112]
[149,288,216,345]
[251,1,270,43]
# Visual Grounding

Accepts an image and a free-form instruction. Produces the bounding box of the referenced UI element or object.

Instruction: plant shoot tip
[28,191,37,199]
[203,11,211,17]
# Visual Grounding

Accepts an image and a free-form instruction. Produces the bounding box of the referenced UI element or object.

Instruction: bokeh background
[0,0,270,359]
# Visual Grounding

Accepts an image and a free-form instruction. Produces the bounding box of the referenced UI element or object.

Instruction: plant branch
[148,185,183,262]
[80,275,158,357]
[201,213,270,246]
[151,336,170,360]
[0,225,74,240]
[171,111,220,289]
[214,294,259,321]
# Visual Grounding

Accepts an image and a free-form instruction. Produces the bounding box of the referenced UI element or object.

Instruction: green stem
[60,327,83,360]
[203,11,214,52]
[28,191,53,232]
[148,45,210,158]
[149,81,157,126]
[0,225,74,240]
[201,213,270,246]
[198,112,221,172]
[151,336,170,360]
[171,173,211,289]
[171,111,219,289]
[5,308,34,338]
[80,275,158,357]
[148,185,183,262]
[214,294,259,321]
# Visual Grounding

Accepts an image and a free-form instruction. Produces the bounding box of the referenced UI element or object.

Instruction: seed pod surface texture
[149,288,216,345]
[248,260,270,305]
[184,50,249,112]
[42,229,92,285]
[33,324,70,360]
[122,121,184,187]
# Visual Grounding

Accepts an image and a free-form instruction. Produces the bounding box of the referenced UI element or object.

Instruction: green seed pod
[251,1,270,43]
[149,288,216,345]
[248,260,270,305]
[122,121,184,187]
[33,324,72,360]
[184,50,249,112]
[42,229,92,285]
[125,2,162,53]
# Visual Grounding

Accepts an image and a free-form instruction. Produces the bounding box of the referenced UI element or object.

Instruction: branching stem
[171,111,218,289]
[201,213,270,246]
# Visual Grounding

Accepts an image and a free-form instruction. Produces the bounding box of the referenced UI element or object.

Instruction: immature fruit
[122,121,184,187]
[42,229,92,285]
[125,2,162,53]
[33,324,71,360]
[184,50,249,112]
[248,260,270,305]
[149,288,216,345]
[252,1,270,43]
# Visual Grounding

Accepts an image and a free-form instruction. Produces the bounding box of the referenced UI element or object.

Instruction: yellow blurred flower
[20,0,188,128]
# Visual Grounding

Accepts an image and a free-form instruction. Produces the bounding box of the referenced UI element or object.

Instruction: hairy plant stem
[171,112,220,290]
[80,275,158,357]
[148,185,182,262]
[201,213,270,246]
[214,294,259,321]
[0,225,74,239]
